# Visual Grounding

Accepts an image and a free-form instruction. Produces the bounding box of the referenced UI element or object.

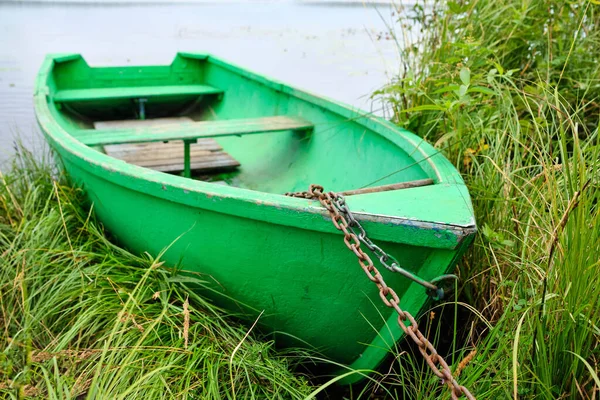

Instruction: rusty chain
[286,184,475,400]
[330,193,457,301]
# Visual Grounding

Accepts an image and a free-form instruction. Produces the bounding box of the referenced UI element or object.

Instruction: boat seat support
[73,115,314,146]
[183,139,193,178]
[136,98,147,121]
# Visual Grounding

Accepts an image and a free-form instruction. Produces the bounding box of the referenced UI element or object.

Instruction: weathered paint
[34,53,476,383]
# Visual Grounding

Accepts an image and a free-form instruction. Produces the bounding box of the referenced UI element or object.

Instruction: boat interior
[47,54,435,195]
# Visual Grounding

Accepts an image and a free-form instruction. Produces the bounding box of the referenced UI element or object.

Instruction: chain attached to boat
[332,194,458,301]
[286,184,474,400]
[287,186,455,300]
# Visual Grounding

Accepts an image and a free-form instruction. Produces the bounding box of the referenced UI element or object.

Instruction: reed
[368,0,600,398]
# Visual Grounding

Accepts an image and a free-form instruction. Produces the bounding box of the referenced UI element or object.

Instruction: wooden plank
[75,116,314,146]
[150,155,240,173]
[105,143,215,164]
[126,152,239,169]
[104,140,221,156]
[54,84,223,103]
[339,179,435,196]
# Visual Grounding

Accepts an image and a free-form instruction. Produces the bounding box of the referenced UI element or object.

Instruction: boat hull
[50,144,471,379]
[34,53,476,383]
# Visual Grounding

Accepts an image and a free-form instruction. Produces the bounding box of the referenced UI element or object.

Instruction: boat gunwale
[34,53,476,250]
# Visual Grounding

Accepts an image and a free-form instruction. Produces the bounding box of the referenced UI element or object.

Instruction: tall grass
[0,151,313,399]
[373,0,600,398]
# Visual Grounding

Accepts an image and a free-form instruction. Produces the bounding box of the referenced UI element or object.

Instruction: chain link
[335,193,455,300]
[286,184,475,400]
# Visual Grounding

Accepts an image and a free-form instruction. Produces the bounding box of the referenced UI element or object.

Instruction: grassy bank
[0,152,314,399]
[374,0,600,398]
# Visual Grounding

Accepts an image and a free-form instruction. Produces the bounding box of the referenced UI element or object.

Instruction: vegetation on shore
[373,0,599,398]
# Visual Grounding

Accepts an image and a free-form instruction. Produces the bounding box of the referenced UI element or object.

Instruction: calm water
[0,1,401,166]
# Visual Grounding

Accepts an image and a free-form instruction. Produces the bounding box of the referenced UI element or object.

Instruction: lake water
[0,1,401,166]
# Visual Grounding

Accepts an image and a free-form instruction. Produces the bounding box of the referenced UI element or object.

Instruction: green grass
[368,0,600,398]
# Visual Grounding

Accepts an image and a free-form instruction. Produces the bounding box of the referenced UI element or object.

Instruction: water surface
[0,1,400,165]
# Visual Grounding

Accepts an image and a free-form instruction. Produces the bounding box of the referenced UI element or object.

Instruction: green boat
[34,53,476,382]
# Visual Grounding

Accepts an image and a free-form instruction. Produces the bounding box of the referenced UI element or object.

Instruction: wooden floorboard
[151,157,241,173]
[103,142,219,161]
[94,118,240,174]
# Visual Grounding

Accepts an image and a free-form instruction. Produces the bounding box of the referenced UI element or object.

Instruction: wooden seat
[74,115,314,146]
[54,84,223,103]
[93,117,240,175]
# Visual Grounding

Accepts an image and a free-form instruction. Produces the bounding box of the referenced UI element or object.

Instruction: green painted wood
[73,116,314,146]
[34,53,477,384]
[183,140,192,178]
[54,84,223,102]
